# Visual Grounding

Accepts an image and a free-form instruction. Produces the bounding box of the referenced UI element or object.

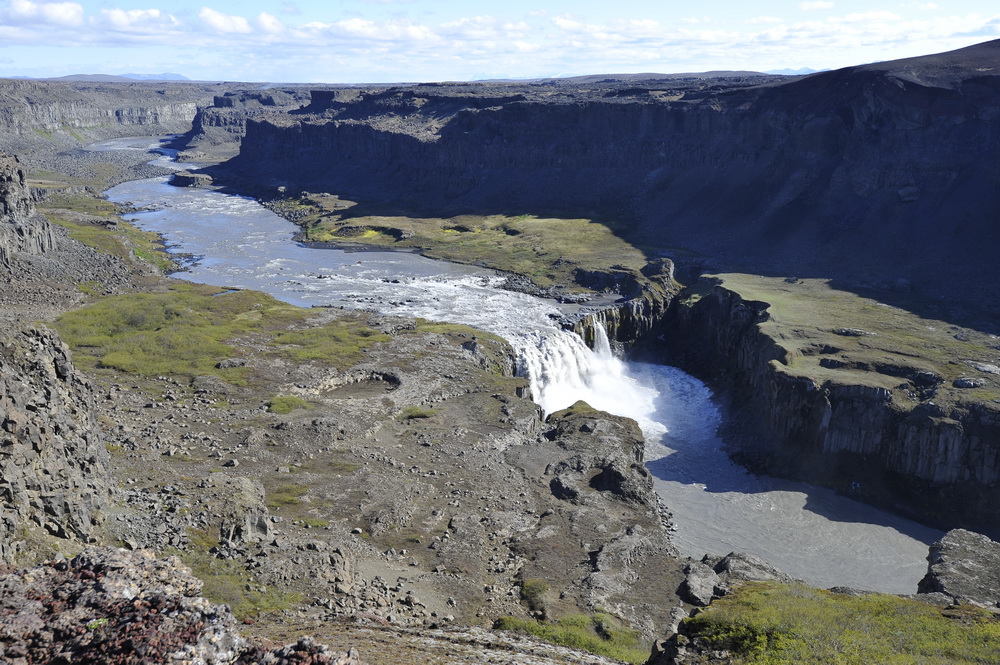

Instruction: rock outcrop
[918,529,1000,607]
[0,326,113,562]
[573,259,680,348]
[0,547,367,664]
[664,279,1000,533]
[219,40,1000,313]
[0,152,55,270]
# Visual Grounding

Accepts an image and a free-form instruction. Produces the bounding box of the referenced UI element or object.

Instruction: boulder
[917,529,1000,607]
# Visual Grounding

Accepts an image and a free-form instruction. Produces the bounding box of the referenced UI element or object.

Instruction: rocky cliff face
[224,40,1000,313]
[664,280,1000,534]
[0,79,228,157]
[0,326,113,562]
[0,152,55,270]
[180,89,314,161]
[572,259,679,348]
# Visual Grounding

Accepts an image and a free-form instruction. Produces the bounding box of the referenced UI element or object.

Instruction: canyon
[1,39,1000,664]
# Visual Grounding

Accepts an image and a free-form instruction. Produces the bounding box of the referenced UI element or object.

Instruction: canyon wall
[664,281,1000,535]
[225,40,1000,313]
[0,79,229,156]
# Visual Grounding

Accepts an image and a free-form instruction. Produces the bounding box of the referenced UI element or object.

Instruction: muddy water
[101,138,942,594]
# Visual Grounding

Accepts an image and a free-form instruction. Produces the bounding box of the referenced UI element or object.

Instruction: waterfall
[514,322,660,423]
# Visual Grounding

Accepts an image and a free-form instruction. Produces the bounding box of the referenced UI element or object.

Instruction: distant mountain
[45,73,190,82]
[767,67,826,76]
[123,73,190,81]
[51,74,133,82]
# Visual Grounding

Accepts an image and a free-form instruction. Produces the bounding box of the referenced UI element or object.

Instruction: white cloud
[0,2,998,83]
[100,8,178,31]
[199,7,252,34]
[800,1,835,10]
[6,0,83,26]
[256,12,285,34]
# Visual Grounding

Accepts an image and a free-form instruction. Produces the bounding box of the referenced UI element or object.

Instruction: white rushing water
[100,137,942,594]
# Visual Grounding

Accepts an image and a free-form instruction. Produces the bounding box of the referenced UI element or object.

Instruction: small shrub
[399,406,438,421]
[520,578,550,614]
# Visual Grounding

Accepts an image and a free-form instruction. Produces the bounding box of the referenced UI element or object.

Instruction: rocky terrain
[2,41,1000,662]
[0,132,688,661]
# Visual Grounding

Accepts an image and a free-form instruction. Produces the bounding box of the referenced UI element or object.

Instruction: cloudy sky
[0,0,998,82]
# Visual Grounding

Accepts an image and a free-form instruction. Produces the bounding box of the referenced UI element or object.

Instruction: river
[99,137,942,594]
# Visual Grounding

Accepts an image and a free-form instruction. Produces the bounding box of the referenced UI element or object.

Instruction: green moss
[299,210,647,291]
[176,549,302,620]
[683,582,1000,664]
[54,283,388,382]
[267,395,310,414]
[46,211,175,272]
[270,323,390,368]
[495,613,648,664]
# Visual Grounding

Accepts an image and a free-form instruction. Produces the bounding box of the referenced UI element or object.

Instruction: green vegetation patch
[42,192,118,217]
[398,405,438,421]
[266,484,308,509]
[683,582,1000,665]
[54,283,389,382]
[46,211,175,272]
[706,273,1000,395]
[176,549,302,620]
[495,613,648,664]
[266,395,311,414]
[271,322,389,366]
[299,209,647,290]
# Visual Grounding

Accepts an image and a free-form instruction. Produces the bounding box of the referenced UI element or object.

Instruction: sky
[0,0,998,83]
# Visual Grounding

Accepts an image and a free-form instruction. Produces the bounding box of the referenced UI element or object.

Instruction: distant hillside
[49,73,189,82]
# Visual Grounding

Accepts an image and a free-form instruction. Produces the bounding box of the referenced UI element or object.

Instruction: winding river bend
[101,138,942,595]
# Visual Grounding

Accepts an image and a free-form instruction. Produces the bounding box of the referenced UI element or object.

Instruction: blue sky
[0,0,998,82]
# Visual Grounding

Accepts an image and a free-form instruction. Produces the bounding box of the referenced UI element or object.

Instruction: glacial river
[100,137,942,594]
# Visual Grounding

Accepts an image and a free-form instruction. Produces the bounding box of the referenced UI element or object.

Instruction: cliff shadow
[640,371,945,545]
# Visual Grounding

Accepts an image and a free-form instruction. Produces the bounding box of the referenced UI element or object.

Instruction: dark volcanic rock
[918,529,1000,607]
[0,326,113,562]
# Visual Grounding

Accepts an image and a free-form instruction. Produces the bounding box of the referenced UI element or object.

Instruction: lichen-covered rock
[0,548,369,664]
[0,326,113,562]
[917,529,1000,607]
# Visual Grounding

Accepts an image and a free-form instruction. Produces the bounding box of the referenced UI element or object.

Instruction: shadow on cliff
[641,384,944,545]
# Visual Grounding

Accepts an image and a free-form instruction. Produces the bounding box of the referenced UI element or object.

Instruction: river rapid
[100,137,942,595]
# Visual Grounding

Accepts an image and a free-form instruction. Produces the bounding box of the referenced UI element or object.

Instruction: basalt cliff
[220,40,1000,317]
